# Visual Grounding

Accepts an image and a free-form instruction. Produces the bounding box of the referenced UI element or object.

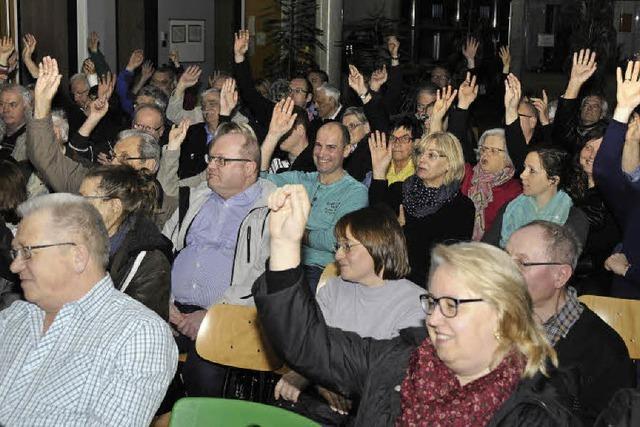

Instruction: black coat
[555,306,635,425]
[253,265,582,427]
[109,214,173,321]
[369,180,475,287]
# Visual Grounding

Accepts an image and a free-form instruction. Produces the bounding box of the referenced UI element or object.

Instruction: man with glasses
[0,193,177,425]
[505,220,634,424]
[162,121,276,397]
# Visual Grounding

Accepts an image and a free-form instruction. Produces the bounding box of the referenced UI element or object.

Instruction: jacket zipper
[247,226,251,263]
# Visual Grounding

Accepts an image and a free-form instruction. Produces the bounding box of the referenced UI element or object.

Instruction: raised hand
[370,65,388,92]
[88,96,109,121]
[530,89,550,125]
[140,60,155,81]
[348,64,368,97]
[168,50,180,67]
[0,36,15,65]
[126,49,144,72]
[234,29,250,63]
[268,98,298,139]
[220,77,238,116]
[98,71,115,100]
[268,185,311,247]
[504,73,522,124]
[167,119,191,151]
[498,46,510,74]
[82,58,96,75]
[22,33,37,60]
[614,61,640,123]
[431,85,457,124]
[34,56,62,119]
[462,37,479,68]
[208,70,222,89]
[369,130,393,179]
[387,35,400,61]
[457,72,478,109]
[88,31,100,53]
[178,65,202,90]
[565,49,597,99]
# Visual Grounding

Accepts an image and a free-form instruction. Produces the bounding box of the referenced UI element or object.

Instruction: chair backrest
[195,304,282,371]
[579,295,640,359]
[316,262,338,294]
[169,397,319,427]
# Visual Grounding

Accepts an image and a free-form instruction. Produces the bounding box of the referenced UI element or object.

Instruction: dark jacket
[555,306,635,425]
[178,122,209,179]
[109,214,172,321]
[253,265,582,427]
[594,388,640,427]
[593,120,640,298]
[369,180,475,287]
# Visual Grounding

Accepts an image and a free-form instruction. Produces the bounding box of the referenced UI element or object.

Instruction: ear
[71,244,91,273]
[553,265,573,289]
[144,159,158,173]
[110,197,124,221]
[342,143,351,158]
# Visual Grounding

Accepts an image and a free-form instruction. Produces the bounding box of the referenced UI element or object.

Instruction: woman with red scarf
[254,185,580,426]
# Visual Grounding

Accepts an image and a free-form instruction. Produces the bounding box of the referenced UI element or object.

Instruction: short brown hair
[335,205,410,280]
[0,160,27,224]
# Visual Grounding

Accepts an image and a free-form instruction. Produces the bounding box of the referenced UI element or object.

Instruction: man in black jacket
[506,220,635,424]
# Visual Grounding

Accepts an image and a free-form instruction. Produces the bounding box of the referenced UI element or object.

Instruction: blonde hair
[414,131,465,186]
[429,241,557,378]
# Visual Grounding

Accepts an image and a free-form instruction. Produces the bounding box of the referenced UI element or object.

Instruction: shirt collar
[543,286,584,346]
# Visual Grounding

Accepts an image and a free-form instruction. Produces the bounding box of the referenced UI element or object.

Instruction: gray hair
[51,109,69,143]
[521,220,581,270]
[0,84,33,119]
[581,95,609,119]
[117,129,161,173]
[212,122,261,169]
[17,193,109,268]
[477,128,512,165]
[200,88,221,106]
[343,106,369,126]
[316,83,340,103]
[137,85,169,112]
[69,73,90,88]
[133,103,166,124]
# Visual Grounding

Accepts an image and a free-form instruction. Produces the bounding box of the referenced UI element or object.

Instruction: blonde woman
[369,131,475,287]
[255,184,579,426]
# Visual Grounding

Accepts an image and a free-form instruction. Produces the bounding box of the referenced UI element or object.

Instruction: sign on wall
[169,19,205,62]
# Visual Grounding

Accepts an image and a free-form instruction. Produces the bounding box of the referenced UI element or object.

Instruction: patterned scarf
[468,163,515,241]
[397,338,525,427]
[499,190,573,248]
[402,175,459,218]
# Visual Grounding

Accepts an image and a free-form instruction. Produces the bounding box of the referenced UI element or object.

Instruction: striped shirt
[0,274,178,426]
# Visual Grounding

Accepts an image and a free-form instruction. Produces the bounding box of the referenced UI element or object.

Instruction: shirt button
[192,283,197,289]
[195,262,200,268]
[394,385,401,392]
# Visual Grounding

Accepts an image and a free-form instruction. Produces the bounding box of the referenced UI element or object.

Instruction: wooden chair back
[195,304,282,371]
[579,295,640,359]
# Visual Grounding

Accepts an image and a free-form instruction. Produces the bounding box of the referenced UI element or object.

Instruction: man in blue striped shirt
[0,193,177,426]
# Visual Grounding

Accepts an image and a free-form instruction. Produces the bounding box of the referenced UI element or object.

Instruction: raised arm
[87,31,111,77]
[504,73,528,175]
[451,72,478,163]
[21,34,39,79]
[166,65,204,124]
[260,98,297,172]
[254,185,377,398]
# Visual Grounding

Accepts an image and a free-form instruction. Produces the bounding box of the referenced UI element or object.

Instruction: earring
[493,331,502,342]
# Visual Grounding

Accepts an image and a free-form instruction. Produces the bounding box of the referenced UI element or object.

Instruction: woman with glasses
[254,184,578,426]
[369,131,475,288]
[78,165,172,320]
[482,148,589,250]
[428,79,522,242]
[273,205,424,422]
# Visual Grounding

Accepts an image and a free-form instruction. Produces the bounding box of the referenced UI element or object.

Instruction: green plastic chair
[169,397,320,427]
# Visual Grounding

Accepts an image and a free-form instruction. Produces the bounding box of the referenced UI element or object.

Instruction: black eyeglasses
[108,149,153,162]
[205,155,252,167]
[515,260,567,268]
[420,293,484,318]
[132,122,164,133]
[10,242,77,261]
[288,87,308,95]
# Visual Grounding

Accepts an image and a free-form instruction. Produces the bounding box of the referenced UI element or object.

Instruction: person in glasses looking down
[505,221,634,424]
[0,193,177,425]
[260,106,368,293]
[25,56,187,227]
[79,165,172,320]
[253,184,580,426]
[162,121,276,397]
[273,205,425,424]
[369,130,475,288]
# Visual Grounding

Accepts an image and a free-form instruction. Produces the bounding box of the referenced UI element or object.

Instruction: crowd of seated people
[0,23,639,426]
